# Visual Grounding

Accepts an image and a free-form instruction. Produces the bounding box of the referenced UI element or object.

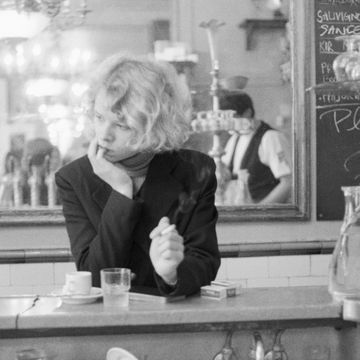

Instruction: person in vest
[220,91,292,204]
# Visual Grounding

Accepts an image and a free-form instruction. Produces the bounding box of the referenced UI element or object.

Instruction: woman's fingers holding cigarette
[149,230,184,279]
[149,216,172,239]
[161,249,184,261]
[157,235,184,254]
[161,224,176,235]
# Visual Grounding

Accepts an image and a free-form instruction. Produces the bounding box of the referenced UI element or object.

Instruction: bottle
[329,186,360,302]
[28,165,41,208]
[212,331,239,360]
[248,332,265,360]
[264,329,288,360]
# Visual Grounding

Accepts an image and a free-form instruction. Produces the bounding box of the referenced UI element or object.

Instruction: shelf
[307,80,360,93]
[239,18,288,50]
[168,60,197,74]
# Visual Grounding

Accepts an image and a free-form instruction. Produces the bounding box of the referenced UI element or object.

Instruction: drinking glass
[101,268,131,308]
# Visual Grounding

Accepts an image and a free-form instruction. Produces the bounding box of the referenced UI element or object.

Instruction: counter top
[0,286,354,337]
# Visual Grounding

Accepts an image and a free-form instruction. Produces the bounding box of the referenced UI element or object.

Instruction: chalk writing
[319,24,360,36]
[320,61,334,74]
[317,10,360,22]
[319,106,360,133]
[320,0,360,5]
[319,40,336,53]
[315,0,360,220]
[320,74,337,82]
[344,149,360,180]
[317,93,360,104]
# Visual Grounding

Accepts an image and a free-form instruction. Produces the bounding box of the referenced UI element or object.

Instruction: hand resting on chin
[87,139,133,198]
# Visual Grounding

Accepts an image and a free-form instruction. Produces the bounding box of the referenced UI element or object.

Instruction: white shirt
[222,129,292,179]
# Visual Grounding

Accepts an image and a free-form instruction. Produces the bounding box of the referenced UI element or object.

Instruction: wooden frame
[212,0,311,222]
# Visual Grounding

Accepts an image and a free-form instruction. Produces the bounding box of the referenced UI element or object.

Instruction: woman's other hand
[87,139,133,198]
[149,216,184,286]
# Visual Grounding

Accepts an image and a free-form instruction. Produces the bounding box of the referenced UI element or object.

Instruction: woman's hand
[149,217,184,286]
[87,139,133,198]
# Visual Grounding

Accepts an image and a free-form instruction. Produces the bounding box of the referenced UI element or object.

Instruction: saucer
[52,287,103,305]
[106,347,138,360]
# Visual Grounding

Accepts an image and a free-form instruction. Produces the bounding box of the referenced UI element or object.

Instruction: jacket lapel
[141,152,183,225]
[81,156,112,210]
[92,179,112,210]
[88,152,182,221]
[86,152,183,256]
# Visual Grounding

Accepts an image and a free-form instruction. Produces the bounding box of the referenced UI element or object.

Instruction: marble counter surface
[1,286,359,360]
[0,286,350,336]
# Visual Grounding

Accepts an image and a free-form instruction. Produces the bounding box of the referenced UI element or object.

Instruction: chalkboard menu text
[315,0,360,220]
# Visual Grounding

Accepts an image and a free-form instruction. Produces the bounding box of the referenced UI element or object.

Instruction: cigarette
[160,224,176,235]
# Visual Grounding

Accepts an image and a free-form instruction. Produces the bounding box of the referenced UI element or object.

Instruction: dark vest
[229,121,280,202]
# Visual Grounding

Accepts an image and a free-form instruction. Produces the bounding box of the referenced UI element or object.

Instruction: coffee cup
[63,271,92,295]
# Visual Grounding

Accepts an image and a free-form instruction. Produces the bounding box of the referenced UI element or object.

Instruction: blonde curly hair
[83,53,192,152]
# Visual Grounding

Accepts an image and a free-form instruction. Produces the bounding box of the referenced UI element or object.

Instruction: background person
[55,53,220,296]
[220,91,292,204]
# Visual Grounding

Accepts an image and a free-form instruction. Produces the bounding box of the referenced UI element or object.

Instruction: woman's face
[93,89,138,163]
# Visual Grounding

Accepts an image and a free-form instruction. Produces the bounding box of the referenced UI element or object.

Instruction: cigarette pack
[200,284,237,299]
[130,292,185,303]
[129,286,185,303]
[201,285,227,299]
[211,280,242,295]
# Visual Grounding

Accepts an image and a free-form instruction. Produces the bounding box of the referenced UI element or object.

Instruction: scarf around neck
[117,151,155,178]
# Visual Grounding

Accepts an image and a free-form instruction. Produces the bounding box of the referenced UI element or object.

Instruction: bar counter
[0,286,359,360]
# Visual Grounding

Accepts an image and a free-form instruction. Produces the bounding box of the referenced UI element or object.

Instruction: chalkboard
[314,0,360,220]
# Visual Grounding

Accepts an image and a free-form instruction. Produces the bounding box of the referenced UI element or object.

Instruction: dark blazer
[55,149,220,297]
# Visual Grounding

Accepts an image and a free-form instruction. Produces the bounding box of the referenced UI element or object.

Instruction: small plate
[106,347,138,360]
[52,287,103,305]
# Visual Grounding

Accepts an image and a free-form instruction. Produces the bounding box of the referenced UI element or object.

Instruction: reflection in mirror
[0,0,309,224]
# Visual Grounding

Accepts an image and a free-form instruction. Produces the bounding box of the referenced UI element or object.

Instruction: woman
[55,53,220,296]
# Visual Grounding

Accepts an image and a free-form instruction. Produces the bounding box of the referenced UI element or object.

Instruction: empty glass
[101,268,131,308]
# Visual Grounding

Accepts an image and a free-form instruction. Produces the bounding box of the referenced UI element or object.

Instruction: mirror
[0,0,310,225]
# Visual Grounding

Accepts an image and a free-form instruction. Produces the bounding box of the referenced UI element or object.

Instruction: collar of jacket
[89,152,183,218]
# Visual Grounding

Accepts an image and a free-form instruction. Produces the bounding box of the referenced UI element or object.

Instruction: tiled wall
[0,262,76,296]
[217,254,330,289]
[0,254,331,295]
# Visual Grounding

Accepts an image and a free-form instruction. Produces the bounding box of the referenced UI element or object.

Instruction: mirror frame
[0,0,311,226]
[203,0,311,223]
